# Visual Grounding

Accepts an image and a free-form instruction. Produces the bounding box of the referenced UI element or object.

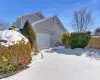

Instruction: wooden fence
[88,36,100,49]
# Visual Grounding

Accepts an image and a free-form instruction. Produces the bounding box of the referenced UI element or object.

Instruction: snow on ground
[0,30,28,47]
[54,46,100,60]
[1,47,100,80]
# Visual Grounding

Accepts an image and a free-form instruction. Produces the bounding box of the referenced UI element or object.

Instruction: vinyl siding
[16,13,67,48]
[16,12,45,28]
[16,18,21,29]
[32,16,66,47]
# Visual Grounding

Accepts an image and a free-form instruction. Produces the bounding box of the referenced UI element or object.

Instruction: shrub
[0,30,32,76]
[0,40,31,75]
[69,32,91,49]
[86,31,91,35]
[9,25,18,31]
[0,41,31,67]
[61,33,70,45]
[0,64,16,75]
[20,20,38,55]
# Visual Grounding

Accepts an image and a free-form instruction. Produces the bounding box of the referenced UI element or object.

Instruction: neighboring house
[16,12,67,49]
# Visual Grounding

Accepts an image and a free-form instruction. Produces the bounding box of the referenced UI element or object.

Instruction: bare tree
[72,8,92,32]
[94,27,100,35]
[0,20,10,30]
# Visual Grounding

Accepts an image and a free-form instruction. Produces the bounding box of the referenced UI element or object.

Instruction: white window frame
[53,17,58,23]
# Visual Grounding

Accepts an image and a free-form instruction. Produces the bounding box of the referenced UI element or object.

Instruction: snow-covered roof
[0,30,28,47]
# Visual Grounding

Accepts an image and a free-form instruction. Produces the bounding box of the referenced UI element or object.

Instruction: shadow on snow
[45,47,100,60]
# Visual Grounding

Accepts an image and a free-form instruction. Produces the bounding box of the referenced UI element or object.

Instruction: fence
[88,36,100,49]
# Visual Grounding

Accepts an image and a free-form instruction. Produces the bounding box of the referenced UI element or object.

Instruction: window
[53,17,58,23]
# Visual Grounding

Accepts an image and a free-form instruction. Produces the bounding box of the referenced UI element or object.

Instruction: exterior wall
[16,18,21,29]
[56,16,67,33]
[32,17,67,47]
[16,13,67,48]
[16,12,45,28]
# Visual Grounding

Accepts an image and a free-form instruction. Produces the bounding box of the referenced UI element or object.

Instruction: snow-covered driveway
[2,48,100,80]
[32,49,100,80]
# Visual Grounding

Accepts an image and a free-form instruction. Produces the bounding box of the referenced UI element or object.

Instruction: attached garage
[16,12,67,50]
[36,33,50,50]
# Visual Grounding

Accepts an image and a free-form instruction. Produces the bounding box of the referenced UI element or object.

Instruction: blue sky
[0,0,100,32]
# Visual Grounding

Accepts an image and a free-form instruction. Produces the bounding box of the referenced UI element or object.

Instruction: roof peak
[32,15,57,25]
[19,12,42,18]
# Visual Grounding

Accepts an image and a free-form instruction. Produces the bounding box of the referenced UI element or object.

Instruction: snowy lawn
[1,47,100,80]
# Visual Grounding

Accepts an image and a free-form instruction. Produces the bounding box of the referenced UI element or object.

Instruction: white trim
[53,17,58,23]
[32,15,57,25]
[20,18,22,28]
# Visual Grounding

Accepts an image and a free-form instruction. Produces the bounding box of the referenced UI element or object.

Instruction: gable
[16,12,45,28]
[32,15,67,33]
[32,15,67,34]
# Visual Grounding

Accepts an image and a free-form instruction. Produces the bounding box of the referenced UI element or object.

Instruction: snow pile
[0,30,28,47]
[83,51,100,60]
[53,46,100,60]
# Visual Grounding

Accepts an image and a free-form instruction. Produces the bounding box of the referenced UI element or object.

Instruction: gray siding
[56,17,67,32]
[16,12,45,28]
[16,13,67,48]
[16,18,21,29]
[32,16,66,47]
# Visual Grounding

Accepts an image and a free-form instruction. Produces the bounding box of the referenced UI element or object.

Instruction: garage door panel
[36,33,50,50]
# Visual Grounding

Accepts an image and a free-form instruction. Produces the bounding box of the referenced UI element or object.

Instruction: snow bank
[53,46,100,60]
[0,30,28,47]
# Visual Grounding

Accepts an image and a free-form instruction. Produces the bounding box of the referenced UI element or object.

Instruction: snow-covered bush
[70,32,91,49]
[0,30,31,74]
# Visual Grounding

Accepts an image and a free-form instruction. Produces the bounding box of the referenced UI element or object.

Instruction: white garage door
[36,33,50,50]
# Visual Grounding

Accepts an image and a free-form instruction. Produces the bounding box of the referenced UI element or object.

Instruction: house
[16,12,45,29]
[16,12,67,49]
